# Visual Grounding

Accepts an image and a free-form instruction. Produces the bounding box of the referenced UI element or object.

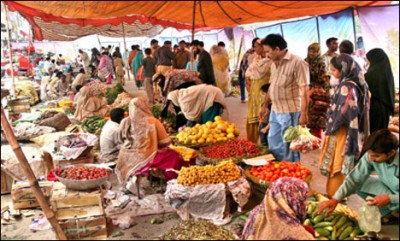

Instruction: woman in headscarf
[116,97,183,195]
[90,48,101,68]
[245,38,272,144]
[98,52,114,84]
[162,84,228,128]
[305,43,331,138]
[242,177,315,240]
[132,46,144,89]
[365,48,395,133]
[210,45,231,96]
[319,54,370,198]
[74,85,109,122]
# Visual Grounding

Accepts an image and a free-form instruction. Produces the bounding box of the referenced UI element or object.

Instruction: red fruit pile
[55,166,112,180]
[250,161,312,182]
[201,139,261,159]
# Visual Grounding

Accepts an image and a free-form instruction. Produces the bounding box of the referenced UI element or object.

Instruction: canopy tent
[4,1,390,41]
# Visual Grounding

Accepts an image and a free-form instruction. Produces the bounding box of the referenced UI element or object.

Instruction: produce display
[161,220,236,240]
[200,138,262,160]
[58,134,88,148]
[305,201,363,240]
[55,165,112,180]
[152,104,176,134]
[177,160,240,187]
[284,126,322,153]
[250,161,312,183]
[106,83,124,105]
[169,145,197,161]
[176,116,239,146]
[354,232,391,240]
[80,115,106,134]
[110,91,135,109]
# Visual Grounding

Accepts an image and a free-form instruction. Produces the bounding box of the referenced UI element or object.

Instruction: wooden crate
[51,183,107,240]
[1,169,13,194]
[53,154,94,168]
[7,97,31,116]
[11,181,53,209]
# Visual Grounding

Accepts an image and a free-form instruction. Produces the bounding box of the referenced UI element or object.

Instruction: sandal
[381,214,399,225]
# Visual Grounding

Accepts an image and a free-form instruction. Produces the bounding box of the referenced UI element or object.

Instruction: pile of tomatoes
[55,166,112,180]
[201,139,261,159]
[250,161,312,183]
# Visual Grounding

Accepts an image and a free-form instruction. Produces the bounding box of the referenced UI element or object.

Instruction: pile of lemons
[177,160,240,186]
[176,116,240,145]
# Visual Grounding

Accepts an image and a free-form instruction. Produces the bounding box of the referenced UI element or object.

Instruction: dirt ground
[1,78,398,240]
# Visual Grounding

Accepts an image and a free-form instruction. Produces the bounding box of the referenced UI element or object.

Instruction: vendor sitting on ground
[100,108,124,163]
[116,97,183,197]
[318,129,399,225]
[72,68,87,91]
[53,74,70,97]
[161,84,228,129]
[73,85,83,108]
[74,86,109,122]
[242,177,315,240]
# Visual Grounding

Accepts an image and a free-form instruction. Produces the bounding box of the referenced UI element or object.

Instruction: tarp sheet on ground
[4,1,389,41]
[358,4,399,87]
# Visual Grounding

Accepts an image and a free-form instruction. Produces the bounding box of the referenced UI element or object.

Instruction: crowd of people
[28,32,398,229]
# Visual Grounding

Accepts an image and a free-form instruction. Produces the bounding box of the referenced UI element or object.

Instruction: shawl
[365,48,395,115]
[245,55,272,81]
[242,177,314,240]
[305,43,330,88]
[167,84,226,121]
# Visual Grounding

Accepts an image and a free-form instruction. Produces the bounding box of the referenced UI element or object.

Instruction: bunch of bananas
[177,161,240,187]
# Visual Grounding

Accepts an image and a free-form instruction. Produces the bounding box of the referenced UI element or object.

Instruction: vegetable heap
[250,161,311,183]
[201,138,261,159]
[81,115,106,134]
[55,166,112,180]
[161,220,236,240]
[284,125,322,153]
[305,201,363,240]
[177,160,240,187]
[176,116,239,145]
[106,83,124,105]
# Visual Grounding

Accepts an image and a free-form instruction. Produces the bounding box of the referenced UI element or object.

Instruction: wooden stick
[121,22,131,81]
[190,0,196,71]
[3,3,16,98]
[0,106,67,240]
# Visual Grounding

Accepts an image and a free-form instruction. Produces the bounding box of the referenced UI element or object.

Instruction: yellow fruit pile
[177,161,240,187]
[169,145,197,161]
[176,116,240,145]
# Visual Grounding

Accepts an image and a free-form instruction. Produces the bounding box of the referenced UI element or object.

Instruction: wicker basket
[244,166,313,190]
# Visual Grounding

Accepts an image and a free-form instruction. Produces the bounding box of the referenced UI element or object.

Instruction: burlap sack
[37,112,71,131]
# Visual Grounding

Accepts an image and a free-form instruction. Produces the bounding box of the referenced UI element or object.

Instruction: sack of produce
[58,133,97,160]
[13,122,56,141]
[31,131,67,147]
[36,111,71,131]
[284,125,322,153]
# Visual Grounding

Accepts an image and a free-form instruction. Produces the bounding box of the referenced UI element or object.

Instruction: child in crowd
[259,84,271,146]
[142,48,156,104]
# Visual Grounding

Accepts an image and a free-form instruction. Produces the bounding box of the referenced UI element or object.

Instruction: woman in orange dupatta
[116,97,182,194]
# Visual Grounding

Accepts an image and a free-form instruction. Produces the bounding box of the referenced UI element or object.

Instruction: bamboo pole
[235,30,245,72]
[121,22,131,81]
[3,3,16,98]
[0,106,67,240]
[190,0,196,71]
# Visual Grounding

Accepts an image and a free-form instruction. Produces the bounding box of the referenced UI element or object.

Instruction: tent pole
[3,3,16,98]
[235,29,245,72]
[0,105,67,240]
[121,22,131,81]
[190,0,196,71]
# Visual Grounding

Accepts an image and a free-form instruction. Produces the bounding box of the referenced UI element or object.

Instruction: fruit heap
[55,166,112,180]
[176,116,239,145]
[250,161,311,183]
[177,160,240,187]
[305,201,363,240]
[169,145,197,161]
[201,138,261,159]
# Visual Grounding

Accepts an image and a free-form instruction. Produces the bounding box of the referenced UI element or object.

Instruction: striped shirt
[269,51,310,113]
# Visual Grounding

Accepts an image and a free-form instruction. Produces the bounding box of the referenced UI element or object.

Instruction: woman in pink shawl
[98,52,114,84]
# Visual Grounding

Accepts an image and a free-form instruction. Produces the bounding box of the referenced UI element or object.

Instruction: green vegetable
[331,226,337,240]
[303,219,312,226]
[339,226,353,240]
[324,215,336,221]
[106,83,124,105]
[334,216,347,229]
[317,237,329,240]
[315,228,330,237]
[314,222,333,228]
[313,214,326,224]
[350,228,362,238]
[331,215,342,226]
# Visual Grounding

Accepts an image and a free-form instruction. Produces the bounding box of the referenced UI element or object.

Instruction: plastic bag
[284,126,322,153]
[30,215,51,231]
[357,203,382,233]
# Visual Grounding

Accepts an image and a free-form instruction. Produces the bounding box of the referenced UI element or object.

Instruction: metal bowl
[55,164,113,191]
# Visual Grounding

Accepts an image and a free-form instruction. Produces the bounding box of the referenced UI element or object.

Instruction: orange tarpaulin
[5,1,391,41]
